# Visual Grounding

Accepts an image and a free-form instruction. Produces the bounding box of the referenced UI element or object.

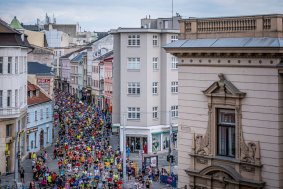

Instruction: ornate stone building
[164,14,283,189]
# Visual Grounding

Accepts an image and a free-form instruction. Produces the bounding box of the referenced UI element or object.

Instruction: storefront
[126,136,147,154]
[152,134,161,152]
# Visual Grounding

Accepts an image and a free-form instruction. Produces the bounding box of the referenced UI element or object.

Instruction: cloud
[1,0,283,31]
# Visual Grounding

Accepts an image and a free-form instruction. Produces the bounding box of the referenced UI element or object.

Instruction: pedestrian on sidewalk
[19,166,25,183]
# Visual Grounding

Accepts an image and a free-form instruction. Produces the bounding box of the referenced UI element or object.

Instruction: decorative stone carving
[193,133,209,156]
[240,141,260,164]
[196,157,208,165]
[240,164,256,173]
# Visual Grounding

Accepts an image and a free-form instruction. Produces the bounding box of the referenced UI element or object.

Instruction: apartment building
[0,19,31,174]
[111,15,181,153]
[26,82,53,152]
[164,14,283,189]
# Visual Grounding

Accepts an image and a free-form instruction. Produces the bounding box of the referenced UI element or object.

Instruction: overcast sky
[1,0,283,32]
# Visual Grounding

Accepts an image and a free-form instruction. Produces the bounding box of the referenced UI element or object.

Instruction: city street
[0,92,177,189]
[0,133,175,189]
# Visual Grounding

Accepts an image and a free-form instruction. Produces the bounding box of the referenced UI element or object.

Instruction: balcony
[0,107,21,118]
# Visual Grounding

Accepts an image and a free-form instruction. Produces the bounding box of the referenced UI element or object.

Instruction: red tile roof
[27,82,51,106]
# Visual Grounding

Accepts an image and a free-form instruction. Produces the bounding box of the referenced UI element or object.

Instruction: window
[23,57,27,73]
[152,82,158,94]
[46,127,49,143]
[171,81,178,93]
[35,110,37,121]
[128,34,140,46]
[217,109,235,157]
[0,90,2,108]
[15,89,18,107]
[15,57,18,74]
[8,57,12,74]
[7,90,12,107]
[40,109,43,120]
[152,57,158,70]
[171,56,178,69]
[153,35,158,46]
[171,35,178,42]
[152,106,158,119]
[6,124,12,137]
[127,107,140,120]
[46,108,49,118]
[128,82,140,95]
[127,57,140,70]
[171,105,178,118]
[0,57,3,74]
[27,112,29,123]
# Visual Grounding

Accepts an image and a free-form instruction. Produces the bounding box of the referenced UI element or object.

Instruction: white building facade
[26,83,53,152]
[0,19,30,174]
[111,16,181,154]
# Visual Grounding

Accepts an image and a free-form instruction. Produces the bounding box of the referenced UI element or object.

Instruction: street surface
[0,91,177,189]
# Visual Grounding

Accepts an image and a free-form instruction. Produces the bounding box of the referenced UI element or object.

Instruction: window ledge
[127,46,140,48]
[127,69,140,72]
[127,94,141,97]
[127,119,141,121]
[189,153,262,167]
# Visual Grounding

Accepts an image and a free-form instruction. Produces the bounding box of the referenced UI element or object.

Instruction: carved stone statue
[195,134,209,156]
[241,141,258,163]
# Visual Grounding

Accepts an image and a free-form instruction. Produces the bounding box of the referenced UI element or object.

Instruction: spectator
[19,167,25,183]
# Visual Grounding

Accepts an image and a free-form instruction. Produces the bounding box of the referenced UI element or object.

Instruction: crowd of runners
[28,90,153,189]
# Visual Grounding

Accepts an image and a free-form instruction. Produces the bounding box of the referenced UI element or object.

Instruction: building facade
[0,19,31,174]
[111,16,181,153]
[164,14,283,189]
[26,82,53,152]
[70,52,86,99]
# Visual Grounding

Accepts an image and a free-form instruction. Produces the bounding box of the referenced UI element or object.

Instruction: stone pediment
[203,73,246,99]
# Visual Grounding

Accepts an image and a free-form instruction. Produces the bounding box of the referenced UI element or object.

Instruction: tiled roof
[28,62,53,75]
[27,82,51,106]
[164,37,283,48]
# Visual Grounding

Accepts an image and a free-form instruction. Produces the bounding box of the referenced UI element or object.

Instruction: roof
[0,18,21,34]
[0,18,32,47]
[61,46,88,58]
[27,82,51,106]
[164,37,283,48]
[9,16,24,30]
[22,24,42,31]
[28,62,53,75]
[95,50,113,61]
[71,51,87,62]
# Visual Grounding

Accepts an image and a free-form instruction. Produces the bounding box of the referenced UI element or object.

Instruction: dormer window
[33,91,36,96]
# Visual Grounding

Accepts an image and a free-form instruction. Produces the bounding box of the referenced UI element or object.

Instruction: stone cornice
[167,48,283,59]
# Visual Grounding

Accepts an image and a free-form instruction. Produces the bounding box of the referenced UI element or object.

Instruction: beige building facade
[164,14,283,189]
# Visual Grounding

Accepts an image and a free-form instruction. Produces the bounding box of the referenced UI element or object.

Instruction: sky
[0,0,283,32]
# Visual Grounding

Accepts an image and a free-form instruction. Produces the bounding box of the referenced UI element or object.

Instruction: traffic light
[167,155,175,163]
[173,132,177,142]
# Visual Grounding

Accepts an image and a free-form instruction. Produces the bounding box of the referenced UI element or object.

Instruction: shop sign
[151,156,157,167]
[37,78,51,94]
[27,128,38,134]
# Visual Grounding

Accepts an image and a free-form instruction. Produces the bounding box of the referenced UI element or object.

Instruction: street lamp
[122,114,127,188]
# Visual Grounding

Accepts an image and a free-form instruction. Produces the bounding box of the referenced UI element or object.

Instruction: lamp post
[122,114,127,188]
[169,110,173,174]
